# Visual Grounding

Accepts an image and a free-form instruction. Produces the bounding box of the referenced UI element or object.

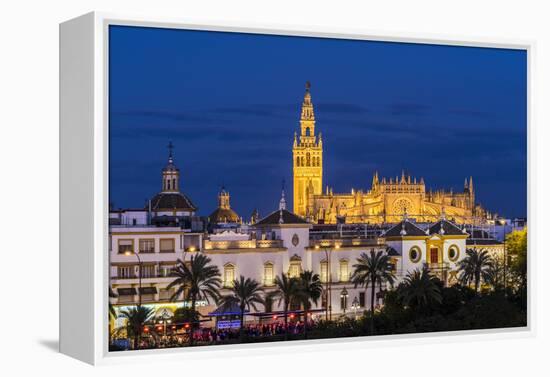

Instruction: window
[264,262,274,286]
[139,239,155,253]
[160,288,174,301]
[340,295,348,311]
[359,292,365,307]
[117,266,134,279]
[448,245,460,262]
[339,259,349,282]
[160,238,175,253]
[141,265,156,278]
[306,153,310,166]
[118,239,134,254]
[160,265,174,277]
[320,260,329,283]
[409,246,422,263]
[289,262,301,278]
[430,248,439,264]
[224,264,235,288]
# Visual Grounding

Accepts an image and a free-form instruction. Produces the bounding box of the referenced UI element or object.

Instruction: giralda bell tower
[293,81,323,218]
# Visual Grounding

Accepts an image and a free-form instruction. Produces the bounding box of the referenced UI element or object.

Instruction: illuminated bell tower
[293,81,323,217]
[162,141,180,193]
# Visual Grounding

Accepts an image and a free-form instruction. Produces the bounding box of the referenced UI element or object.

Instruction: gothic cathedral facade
[292,83,487,225]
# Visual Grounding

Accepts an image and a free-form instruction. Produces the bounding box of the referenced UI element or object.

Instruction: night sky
[109,25,527,220]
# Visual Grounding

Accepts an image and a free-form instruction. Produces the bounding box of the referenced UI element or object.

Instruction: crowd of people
[128,320,313,349]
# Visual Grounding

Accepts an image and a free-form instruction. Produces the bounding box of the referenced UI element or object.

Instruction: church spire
[162,141,180,192]
[300,81,316,138]
[279,179,287,210]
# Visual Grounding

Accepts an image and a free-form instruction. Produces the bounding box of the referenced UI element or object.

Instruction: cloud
[316,103,369,114]
[448,108,493,119]
[388,102,431,116]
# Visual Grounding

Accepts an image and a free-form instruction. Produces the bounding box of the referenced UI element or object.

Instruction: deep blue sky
[109,25,527,219]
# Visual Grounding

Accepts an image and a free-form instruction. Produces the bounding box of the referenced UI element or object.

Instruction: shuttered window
[160,239,175,253]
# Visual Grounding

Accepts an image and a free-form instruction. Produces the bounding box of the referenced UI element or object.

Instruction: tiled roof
[255,209,308,226]
[148,192,197,212]
[429,220,465,236]
[466,239,503,245]
[383,220,427,237]
[386,247,400,256]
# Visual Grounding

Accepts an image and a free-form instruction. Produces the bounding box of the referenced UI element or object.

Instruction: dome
[147,192,197,212]
[208,207,241,224]
[208,187,240,223]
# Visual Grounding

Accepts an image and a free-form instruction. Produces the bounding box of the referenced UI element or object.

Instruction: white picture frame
[60,11,534,365]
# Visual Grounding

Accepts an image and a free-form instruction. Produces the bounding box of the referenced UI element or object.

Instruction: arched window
[306,153,310,166]
[263,262,274,286]
[289,256,302,278]
[296,157,300,167]
[305,127,310,136]
[339,259,349,282]
[223,263,235,288]
[167,179,171,190]
[172,178,176,190]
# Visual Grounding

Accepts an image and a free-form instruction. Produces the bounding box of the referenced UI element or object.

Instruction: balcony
[424,262,450,270]
[310,238,382,249]
[110,273,173,280]
[204,239,284,251]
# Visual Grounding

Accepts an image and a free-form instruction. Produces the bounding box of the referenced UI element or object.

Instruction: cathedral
[292,83,487,225]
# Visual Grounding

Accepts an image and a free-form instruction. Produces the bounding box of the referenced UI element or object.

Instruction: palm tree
[167,253,222,346]
[297,270,323,339]
[119,306,154,350]
[398,267,442,310]
[271,273,300,340]
[219,276,264,341]
[485,255,506,291]
[457,248,493,294]
[351,249,396,333]
[108,287,117,321]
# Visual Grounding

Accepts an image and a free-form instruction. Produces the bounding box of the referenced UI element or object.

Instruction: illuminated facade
[292,83,487,224]
[292,81,323,217]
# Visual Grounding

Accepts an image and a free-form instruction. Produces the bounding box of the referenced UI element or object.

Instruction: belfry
[292,82,323,217]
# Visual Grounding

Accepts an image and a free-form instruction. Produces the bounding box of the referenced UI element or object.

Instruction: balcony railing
[110,273,173,280]
[310,238,383,249]
[204,239,283,251]
[424,262,450,270]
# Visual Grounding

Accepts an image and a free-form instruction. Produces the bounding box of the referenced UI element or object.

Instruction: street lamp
[340,287,349,315]
[124,250,142,307]
[316,243,339,321]
[351,296,359,320]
